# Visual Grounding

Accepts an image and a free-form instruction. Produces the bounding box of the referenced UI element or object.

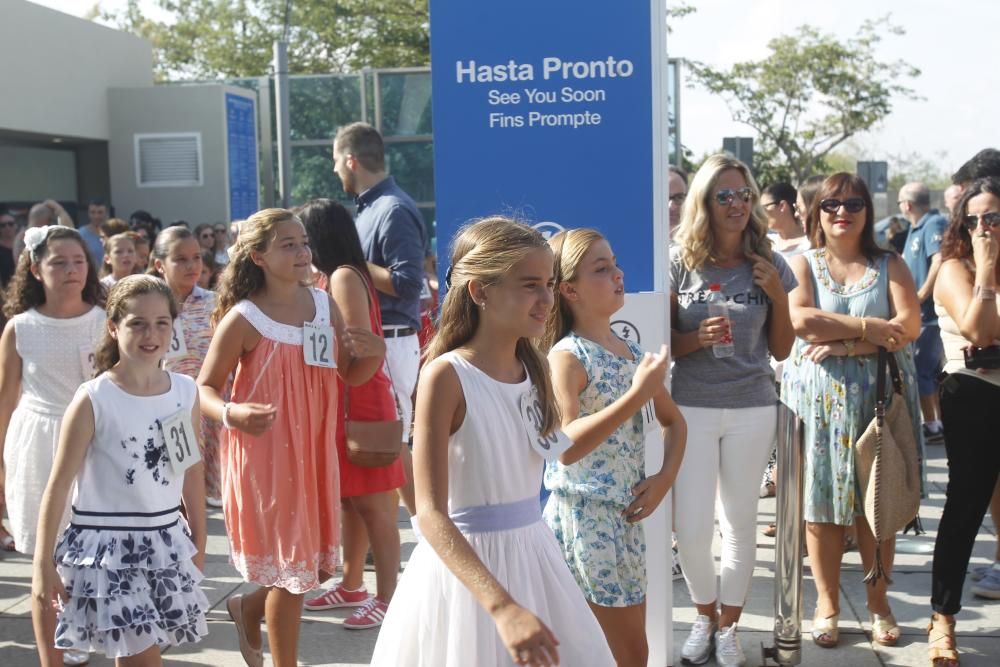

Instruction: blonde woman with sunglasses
[670,154,797,666]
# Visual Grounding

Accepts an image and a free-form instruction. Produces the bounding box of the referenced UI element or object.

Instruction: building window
[134,133,203,187]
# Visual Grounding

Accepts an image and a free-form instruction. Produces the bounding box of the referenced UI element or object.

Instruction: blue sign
[225,93,259,221]
[430,1,658,290]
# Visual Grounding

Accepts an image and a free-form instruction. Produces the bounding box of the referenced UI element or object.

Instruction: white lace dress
[2,306,104,554]
[371,352,614,666]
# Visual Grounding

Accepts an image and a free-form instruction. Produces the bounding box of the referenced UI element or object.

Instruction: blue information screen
[225,93,259,221]
[430,1,656,290]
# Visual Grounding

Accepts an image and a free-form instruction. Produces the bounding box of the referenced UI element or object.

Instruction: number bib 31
[159,408,201,475]
[518,387,572,462]
[303,322,337,368]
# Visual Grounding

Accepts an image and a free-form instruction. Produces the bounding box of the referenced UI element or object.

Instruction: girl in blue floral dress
[542,228,686,665]
[31,275,208,665]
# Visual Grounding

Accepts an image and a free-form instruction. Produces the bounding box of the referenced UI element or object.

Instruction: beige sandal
[870,611,901,646]
[227,594,264,667]
[812,612,840,648]
[927,614,959,666]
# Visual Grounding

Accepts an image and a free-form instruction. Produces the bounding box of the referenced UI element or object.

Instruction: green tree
[105,0,429,81]
[687,17,920,186]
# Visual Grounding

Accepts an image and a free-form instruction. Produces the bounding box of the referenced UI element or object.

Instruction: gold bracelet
[860,317,868,342]
[843,339,856,357]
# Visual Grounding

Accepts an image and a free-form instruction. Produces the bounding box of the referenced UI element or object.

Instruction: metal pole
[763,401,805,666]
[258,75,276,209]
[273,41,292,208]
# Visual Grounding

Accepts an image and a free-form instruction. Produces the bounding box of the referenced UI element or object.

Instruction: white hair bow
[24,225,56,258]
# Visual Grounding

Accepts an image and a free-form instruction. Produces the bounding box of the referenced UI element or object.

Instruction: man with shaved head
[899,182,948,444]
[12,199,75,260]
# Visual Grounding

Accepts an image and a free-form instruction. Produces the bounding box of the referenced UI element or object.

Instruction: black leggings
[931,373,1000,615]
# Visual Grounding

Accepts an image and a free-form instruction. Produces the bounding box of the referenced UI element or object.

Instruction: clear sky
[32,0,999,175]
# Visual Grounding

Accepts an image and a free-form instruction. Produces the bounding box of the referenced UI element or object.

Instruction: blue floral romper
[544,332,647,607]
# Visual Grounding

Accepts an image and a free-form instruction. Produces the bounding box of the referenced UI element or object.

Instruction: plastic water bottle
[707,283,734,358]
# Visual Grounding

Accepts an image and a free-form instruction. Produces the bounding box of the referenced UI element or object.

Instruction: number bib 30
[518,387,572,462]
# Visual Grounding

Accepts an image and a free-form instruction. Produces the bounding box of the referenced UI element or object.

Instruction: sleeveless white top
[936,300,1000,388]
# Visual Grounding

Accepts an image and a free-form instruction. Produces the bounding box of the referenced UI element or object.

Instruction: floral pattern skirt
[543,492,646,607]
[782,348,924,526]
[53,519,208,658]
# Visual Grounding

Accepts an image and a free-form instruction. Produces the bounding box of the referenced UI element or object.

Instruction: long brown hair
[93,275,178,375]
[542,228,605,351]
[4,227,103,319]
[941,177,1000,263]
[809,173,887,260]
[425,216,560,436]
[212,208,298,327]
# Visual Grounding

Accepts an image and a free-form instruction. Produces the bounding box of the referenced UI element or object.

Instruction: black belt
[383,327,417,338]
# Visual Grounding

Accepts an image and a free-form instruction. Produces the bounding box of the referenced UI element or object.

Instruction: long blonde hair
[212,208,298,327]
[94,275,178,375]
[425,216,560,436]
[542,228,606,351]
[674,154,773,271]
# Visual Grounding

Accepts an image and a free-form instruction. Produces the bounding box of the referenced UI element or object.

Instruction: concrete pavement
[2,444,998,666]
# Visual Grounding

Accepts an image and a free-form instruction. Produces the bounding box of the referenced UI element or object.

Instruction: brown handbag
[341,265,404,468]
[855,347,921,583]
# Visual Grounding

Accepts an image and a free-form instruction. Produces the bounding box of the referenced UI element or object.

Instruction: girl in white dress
[32,275,208,666]
[371,217,615,667]
[0,226,105,557]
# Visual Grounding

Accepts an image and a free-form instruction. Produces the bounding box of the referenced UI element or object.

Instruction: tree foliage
[687,17,919,186]
[104,0,429,81]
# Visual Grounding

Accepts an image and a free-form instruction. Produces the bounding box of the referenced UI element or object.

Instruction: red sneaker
[343,597,389,630]
[304,584,370,611]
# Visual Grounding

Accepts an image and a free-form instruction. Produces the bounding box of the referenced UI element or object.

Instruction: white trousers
[674,404,776,606]
[384,332,421,441]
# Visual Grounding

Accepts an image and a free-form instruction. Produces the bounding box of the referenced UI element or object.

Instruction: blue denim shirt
[902,209,948,326]
[355,177,427,329]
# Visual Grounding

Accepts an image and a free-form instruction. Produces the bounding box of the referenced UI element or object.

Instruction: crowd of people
[1,124,998,667]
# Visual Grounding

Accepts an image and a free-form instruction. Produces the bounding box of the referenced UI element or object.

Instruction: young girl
[132,233,151,274]
[149,226,223,506]
[100,233,137,288]
[296,199,404,629]
[371,217,615,667]
[0,226,105,665]
[197,208,385,667]
[31,275,208,666]
[542,228,686,667]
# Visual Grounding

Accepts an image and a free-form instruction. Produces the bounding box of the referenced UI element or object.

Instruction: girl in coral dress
[197,208,385,667]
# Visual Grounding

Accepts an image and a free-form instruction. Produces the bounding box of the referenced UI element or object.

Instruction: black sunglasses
[962,212,1000,231]
[715,187,753,206]
[819,198,866,214]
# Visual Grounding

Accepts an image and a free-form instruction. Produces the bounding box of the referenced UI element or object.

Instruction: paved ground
[2,444,998,666]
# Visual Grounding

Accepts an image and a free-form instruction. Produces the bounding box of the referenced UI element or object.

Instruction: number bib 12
[303,321,336,368]
[159,408,201,475]
[518,387,572,461]
[78,344,96,379]
[165,319,187,360]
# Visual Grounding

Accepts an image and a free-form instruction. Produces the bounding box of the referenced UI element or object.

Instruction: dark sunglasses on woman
[819,198,866,214]
[715,187,753,206]
[962,212,1000,231]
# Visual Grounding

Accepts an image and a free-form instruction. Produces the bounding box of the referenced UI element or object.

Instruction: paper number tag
[518,388,572,461]
[165,319,187,360]
[303,322,336,368]
[640,399,659,437]
[160,408,201,475]
[78,345,96,378]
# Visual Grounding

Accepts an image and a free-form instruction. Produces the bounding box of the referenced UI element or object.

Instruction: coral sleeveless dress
[222,289,340,593]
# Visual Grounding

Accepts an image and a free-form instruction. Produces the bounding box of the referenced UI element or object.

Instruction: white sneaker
[715,624,746,667]
[63,649,90,666]
[680,614,715,664]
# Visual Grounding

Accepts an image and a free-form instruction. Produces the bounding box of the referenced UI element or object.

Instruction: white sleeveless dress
[370,351,614,667]
[2,306,104,554]
[53,372,209,657]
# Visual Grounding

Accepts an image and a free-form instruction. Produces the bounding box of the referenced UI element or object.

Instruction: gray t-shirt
[670,253,797,408]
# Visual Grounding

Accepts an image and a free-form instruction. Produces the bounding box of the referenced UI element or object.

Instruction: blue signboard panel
[225,93,259,220]
[430,1,656,290]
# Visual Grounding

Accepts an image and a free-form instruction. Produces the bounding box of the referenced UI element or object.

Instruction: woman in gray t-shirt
[669,154,796,666]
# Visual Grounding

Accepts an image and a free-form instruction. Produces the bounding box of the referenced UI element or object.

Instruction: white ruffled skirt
[53,519,209,657]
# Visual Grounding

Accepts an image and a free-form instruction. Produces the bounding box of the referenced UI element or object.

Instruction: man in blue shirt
[79,198,109,264]
[333,122,425,496]
[899,182,948,444]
